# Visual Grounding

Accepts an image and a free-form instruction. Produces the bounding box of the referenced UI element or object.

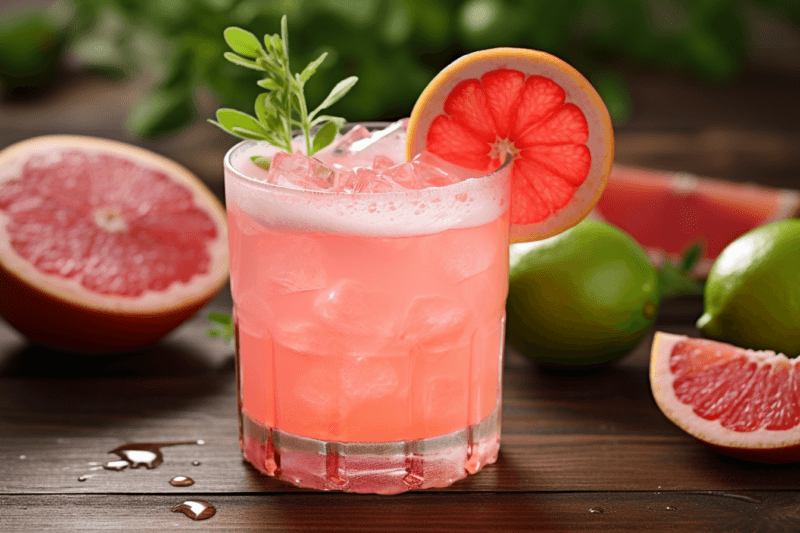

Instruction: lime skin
[506,219,660,367]
[697,219,800,357]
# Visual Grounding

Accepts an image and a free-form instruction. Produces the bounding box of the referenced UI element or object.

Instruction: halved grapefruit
[0,136,229,353]
[406,47,614,242]
[594,166,800,277]
[651,332,800,463]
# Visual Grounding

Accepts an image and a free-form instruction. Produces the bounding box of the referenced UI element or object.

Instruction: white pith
[650,332,800,450]
[0,135,229,315]
[94,207,127,233]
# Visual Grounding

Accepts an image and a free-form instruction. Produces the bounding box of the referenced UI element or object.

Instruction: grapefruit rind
[650,331,800,463]
[406,48,614,243]
[0,135,229,352]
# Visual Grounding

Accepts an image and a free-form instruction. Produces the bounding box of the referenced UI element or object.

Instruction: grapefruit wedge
[651,332,800,463]
[407,48,614,242]
[0,136,229,353]
[594,166,800,276]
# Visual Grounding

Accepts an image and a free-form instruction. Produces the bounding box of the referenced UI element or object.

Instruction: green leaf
[231,126,268,140]
[223,52,262,71]
[680,243,703,273]
[257,78,280,90]
[313,76,358,116]
[205,311,234,344]
[270,34,284,63]
[311,121,339,155]
[255,92,271,124]
[215,108,268,136]
[310,115,347,127]
[299,52,327,83]
[207,312,233,325]
[250,155,272,170]
[280,15,289,62]
[658,247,705,301]
[223,27,263,58]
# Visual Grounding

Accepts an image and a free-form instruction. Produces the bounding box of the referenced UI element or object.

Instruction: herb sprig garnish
[209,15,358,157]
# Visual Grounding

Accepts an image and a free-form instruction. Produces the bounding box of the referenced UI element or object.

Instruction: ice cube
[261,235,327,294]
[401,295,472,351]
[372,155,396,170]
[342,357,399,399]
[314,279,395,337]
[235,292,275,338]
[413,151,485,185]
[294,366,338,407]
[273,321,337,355]
[330,167,365,193]
[380,162,423,190]
[314,125,372,163]
[264,153,335,191]
[348,120,407,162]
[427,224,500,282]
[380,157,462,191]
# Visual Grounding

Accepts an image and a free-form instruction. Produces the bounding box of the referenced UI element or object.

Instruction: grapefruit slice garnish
[651,332,800,463]
[406,48,614,242]
[0,136,229,353]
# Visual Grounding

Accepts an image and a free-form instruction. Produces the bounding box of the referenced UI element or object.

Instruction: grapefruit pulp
[406,48,614,242]
[650,332,800,463]
[0,136,229,353]
[593,166,800,277]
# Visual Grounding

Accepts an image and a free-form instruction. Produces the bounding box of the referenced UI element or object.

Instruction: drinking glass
[224,124,511,494]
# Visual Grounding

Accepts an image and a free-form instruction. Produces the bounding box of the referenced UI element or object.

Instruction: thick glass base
[240,405,501,494]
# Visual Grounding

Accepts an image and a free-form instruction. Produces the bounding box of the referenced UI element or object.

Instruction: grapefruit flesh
[651,332,800,463]
[594,166,800,276]
[0,136,229,353]
[407,48,614,242]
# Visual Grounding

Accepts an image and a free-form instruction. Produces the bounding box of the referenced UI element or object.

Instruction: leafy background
[0,0,798,139]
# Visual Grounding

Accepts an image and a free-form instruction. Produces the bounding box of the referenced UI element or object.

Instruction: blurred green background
[0,0,798,139]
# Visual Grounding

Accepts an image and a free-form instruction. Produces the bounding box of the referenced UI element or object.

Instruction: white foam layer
[224,139,509,238]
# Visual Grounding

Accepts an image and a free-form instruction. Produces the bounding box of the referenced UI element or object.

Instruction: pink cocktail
[224,122,510,494]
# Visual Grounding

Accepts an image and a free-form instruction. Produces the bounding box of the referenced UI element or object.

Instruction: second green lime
[506,219,659,366]
[697,218,800,357]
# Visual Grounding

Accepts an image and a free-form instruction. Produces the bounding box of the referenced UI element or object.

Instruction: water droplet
[103,460,129,471]
[196,440,205,446]
[172,501,215,521]
[666,506,677,511]
[192,461,201,466]
[108,441,201,469]
[589,507,605,514]
[169,476,194,487]
[19,455,26,460]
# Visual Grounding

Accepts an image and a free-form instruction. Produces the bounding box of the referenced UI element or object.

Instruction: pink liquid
[224,125,510,493]
[229,204,508,442]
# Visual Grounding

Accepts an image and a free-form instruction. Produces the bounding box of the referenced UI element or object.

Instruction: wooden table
[1,66,800,531]
[1,292,799,531]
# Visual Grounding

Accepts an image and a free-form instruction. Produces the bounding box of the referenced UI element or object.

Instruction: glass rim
[223,121,512,198]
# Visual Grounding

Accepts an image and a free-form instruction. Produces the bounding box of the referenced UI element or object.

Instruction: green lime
[506,219,659,367]
[697,219,800,356]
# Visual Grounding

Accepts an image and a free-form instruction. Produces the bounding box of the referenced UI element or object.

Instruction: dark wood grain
[2,491,797,532]
[2,295,800,500]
